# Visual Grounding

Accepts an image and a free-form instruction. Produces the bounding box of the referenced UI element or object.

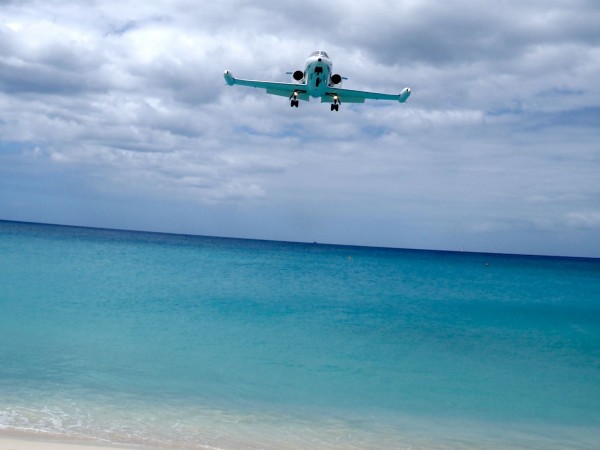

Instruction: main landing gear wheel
[330,96,340,111]
[290,99,299,107]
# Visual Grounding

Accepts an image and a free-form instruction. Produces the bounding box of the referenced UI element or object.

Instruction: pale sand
[0,438,141,450]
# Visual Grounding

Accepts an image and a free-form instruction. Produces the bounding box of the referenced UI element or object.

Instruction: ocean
[0,220,599,449]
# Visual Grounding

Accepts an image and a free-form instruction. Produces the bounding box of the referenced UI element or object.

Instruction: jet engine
[292,70,304,83]
[330,73,343,87]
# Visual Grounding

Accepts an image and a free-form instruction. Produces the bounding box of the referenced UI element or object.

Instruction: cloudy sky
[1,0,599,257]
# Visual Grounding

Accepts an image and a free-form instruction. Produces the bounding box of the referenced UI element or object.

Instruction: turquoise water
[0,220,599,449]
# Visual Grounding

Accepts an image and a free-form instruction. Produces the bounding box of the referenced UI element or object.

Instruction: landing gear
[290,92,299,108]
[330,95,340,112]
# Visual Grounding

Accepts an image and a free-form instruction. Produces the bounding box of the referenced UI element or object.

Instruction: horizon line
[1,218,598,262]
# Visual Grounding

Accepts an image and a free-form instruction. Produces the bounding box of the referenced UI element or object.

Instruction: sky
[1,0,599,257]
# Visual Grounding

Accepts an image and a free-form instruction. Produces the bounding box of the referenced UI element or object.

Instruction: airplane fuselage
[302,53,333,98]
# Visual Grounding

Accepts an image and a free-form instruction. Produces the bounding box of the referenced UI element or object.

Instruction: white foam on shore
[3,402,599,450]
[1,385,598,450]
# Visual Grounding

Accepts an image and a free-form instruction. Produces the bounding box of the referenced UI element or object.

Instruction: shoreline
[3,417,599,450]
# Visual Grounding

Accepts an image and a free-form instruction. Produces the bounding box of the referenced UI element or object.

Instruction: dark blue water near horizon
[1,220,599,449]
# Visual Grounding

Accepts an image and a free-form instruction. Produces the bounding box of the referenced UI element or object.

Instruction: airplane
[224,50,411,111]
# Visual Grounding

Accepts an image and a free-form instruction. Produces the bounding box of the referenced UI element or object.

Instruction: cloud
[566,212,600,230]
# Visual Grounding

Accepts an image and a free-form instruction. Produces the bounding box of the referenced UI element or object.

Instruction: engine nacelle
[292,70,304,83]
[330,73,343,87]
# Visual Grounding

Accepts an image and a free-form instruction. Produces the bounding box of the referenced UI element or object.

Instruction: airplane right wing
[224,71,309,101]
[322,86,411,104]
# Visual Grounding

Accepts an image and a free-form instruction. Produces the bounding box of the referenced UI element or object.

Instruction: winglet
[224,70,235,86]
[399,87,411,103]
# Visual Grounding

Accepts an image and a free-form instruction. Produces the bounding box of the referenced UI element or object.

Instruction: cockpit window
[311,50,329,58]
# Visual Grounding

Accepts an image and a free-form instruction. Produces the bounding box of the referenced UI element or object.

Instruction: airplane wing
[224,71,310,101]
[321,86,411,104]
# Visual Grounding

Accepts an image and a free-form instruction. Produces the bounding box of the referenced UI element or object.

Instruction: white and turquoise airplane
[224,50,411,111]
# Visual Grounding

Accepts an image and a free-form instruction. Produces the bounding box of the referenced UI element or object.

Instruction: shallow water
[1,221,599,448]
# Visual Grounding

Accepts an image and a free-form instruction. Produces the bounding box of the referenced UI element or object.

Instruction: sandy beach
[0,438,140,450]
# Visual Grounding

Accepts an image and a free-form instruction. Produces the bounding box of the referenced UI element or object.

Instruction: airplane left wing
[322,86,411,104]
[224,71,309,101]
